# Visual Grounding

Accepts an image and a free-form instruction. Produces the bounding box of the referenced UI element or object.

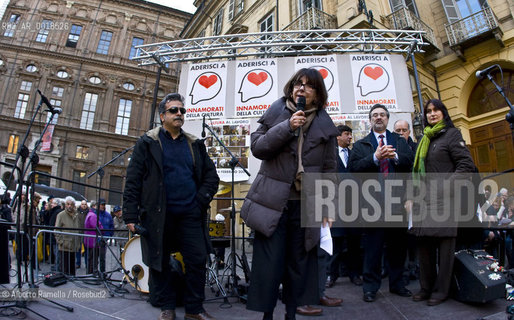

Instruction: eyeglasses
[293,81,315,92]
[164,107,186,115]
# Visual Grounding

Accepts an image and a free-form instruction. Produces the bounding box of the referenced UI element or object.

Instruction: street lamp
[412,112,424,142]
[148,53,170,130]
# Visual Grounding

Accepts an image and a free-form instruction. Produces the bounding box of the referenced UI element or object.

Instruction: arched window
[468,69,514,117]
[123,82,135,91]
[57,70,69,78]
[26,64,37,72]
[89,76,101,84]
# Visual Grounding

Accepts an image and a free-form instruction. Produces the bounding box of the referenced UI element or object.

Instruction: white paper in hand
[320,224,333,255]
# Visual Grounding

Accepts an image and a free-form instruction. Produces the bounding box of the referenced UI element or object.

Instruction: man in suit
[394,119,419,282]
[327,125,364,288]
[348,104,414,302]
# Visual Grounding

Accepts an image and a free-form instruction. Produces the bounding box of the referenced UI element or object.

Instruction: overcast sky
[145,0,197,14]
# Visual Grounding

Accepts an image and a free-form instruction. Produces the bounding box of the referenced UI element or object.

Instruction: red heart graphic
[363,66,383,80]
[198,75,218,88]
[318,68,328,79]
[247,72,268,86]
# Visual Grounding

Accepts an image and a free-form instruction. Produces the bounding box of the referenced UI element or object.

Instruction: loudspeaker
[452,250,506,303]
[43,272,67,287]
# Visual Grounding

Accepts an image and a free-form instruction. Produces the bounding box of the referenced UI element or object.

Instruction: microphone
[294,96,306,137]
[201,114,206,138]
[51,107,62,114]
[475,65,498,79]
[37,89,62,114]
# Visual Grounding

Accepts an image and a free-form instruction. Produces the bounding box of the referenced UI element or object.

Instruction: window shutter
[228,0,234,20]
[440,0,461,24]
[389,0,405,12]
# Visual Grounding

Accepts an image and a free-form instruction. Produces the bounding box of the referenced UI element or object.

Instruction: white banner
[295,55,341,113]
[178,54,415,182]
[185,62,227,120]
[350,54,398,113]
[234,59,278,118]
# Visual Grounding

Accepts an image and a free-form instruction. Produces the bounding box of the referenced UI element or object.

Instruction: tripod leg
[18,305,53,320]
[239,253,251,283]
[42,298,74,312]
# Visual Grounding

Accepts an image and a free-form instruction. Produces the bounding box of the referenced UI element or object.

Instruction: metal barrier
[6,227,129,281]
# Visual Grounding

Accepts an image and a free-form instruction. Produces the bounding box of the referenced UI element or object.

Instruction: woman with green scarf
[409,99,476,306]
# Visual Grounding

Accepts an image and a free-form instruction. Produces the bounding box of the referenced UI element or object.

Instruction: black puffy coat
[123,127,219,272]
[240,97,338,251]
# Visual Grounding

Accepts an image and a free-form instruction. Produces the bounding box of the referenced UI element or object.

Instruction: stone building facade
[181,0,514,181]
[0,0,191,204]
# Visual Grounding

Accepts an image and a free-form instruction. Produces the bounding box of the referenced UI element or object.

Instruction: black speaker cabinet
[452,250,506,303]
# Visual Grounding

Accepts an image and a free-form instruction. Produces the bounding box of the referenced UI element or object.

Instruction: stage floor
[1,250,512,320]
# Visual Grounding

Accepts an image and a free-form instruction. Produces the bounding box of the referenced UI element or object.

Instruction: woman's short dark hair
[283,68,328,110]
[423,99,454,128]
[158,93,185,114]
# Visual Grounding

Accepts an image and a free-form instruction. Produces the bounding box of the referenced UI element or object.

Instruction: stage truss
[132,29,429,66]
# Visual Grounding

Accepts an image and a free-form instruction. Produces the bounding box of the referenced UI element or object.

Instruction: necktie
[342,148,349,165]
[378,135,389,176]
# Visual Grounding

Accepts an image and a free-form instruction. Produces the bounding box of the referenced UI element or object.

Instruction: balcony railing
[283,7,336,31]
[445,6,501,47]
[385,7,438,48]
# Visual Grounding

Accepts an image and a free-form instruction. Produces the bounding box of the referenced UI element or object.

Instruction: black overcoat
[409,127,476,237]
[123,127,219,272]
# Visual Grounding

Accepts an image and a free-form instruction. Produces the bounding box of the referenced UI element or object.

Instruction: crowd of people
[2,193,129,277]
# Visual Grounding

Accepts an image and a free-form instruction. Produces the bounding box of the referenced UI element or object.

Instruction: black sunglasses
[164,107,186,115]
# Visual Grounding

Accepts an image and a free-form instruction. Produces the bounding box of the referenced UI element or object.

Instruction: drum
[209,221,225,237]
[121,236,150,293]
[121,236,184,293]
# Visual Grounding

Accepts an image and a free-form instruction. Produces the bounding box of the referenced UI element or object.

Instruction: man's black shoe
[363,292,376,302]
[390,287,412,297]
[350,276,363,286]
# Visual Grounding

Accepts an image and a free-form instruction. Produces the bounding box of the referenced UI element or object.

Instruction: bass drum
[121,236,185,293]
[121,236,150,293]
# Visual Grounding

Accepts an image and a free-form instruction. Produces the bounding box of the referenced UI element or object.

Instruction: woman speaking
[241,68,338,320]
[409,99,476,306]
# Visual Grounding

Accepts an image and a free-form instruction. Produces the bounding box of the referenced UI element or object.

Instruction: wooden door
[470,120,514,174]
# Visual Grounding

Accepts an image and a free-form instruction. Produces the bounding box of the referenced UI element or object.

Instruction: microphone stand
[86,145,134,295]
[482,69,514,143]
[6,90,48,207]
[202,120,250,299]
[0,91,73,319]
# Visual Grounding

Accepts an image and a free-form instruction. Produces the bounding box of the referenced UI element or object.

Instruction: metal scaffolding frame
[132,29,429,66]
